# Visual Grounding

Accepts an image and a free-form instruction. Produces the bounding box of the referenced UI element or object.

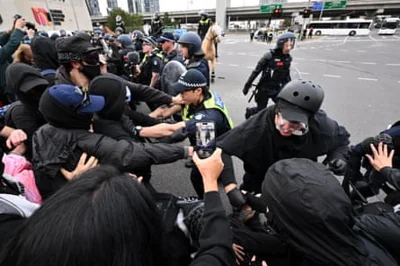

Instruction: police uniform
[186,59,210,86]
[172,69,234,195]
[151,19,163,38]
[245,49,292,111]
[138,52,163,88]
[198,17,211,40]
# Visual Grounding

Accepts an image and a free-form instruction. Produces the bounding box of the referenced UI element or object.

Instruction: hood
[89,75,126,121]
[262,158,367,266]
[31,36,59,71]
[5,63,49,108]
[39,87,92,130]
[54,65,75,86]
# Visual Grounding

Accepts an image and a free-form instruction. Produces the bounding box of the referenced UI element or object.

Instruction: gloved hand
[327,158,347,176]
[242,83,251,96]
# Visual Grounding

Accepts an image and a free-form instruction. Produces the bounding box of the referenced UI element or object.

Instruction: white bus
[307,19,373,36]
[378,18,399,35]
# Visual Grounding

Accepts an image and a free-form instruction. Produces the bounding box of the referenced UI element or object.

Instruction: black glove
[242,83,251,96]
[246,193,267,213]
[327,158,347,176]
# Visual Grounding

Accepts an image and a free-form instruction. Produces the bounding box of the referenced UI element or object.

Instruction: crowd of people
[0,12,399,266]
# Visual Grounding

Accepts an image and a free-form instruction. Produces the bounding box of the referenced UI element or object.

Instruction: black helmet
[153,12,160,19]
[276,79,324,114]
[178,32,203,57]
[276,32,296,50]
[132,30,144,40]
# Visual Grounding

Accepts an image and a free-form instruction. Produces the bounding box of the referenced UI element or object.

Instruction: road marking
[229,64,238,67]
[382,36,386,39]
[299,72,309,75]
[369,35,378,41]
[238,52,247,55]
[216,62,222,65]
[249,54,259,57]
[315,59,327,62]
[358,77,378,81]
[393,36,400,39]
[293,65,303,79]
[361,62,377,65]
[336,60,350,63]
[246,66,253,69]
[323,74,341,78]
[386,63,400,66]
[324,48,333,51]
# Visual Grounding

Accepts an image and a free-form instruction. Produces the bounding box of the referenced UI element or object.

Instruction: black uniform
[187,59,210,86]
[151,19,163,37]
[217,105,350,193]
[245,49,292,111]
[138,52,163,89]
[198,18,212,40]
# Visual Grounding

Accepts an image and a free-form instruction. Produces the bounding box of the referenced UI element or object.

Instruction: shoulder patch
[195,114,205,120]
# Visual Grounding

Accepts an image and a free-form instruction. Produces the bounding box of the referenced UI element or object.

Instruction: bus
[378,18,399,35]
[307,19,373,36]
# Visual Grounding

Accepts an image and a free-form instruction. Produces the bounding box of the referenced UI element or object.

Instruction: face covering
[80,64,101,80]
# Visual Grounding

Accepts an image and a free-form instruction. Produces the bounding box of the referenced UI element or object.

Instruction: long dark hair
[0,165,168,266]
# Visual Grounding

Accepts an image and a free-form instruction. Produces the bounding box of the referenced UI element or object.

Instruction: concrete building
[0,0,93,32]
[86,0,101,16]
[94,0,153,15]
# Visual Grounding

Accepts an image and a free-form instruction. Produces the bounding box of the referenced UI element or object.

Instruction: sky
[159,0,306,12]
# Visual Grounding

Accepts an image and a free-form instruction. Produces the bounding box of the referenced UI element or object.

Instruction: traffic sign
[260,4,283,13]
[324,0,347,9]
[313,2,324,11]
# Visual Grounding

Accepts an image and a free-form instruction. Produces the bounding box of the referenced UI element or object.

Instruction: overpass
[91,0,400,25]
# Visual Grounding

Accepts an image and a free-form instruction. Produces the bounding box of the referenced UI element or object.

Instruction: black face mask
[80,64,101,80]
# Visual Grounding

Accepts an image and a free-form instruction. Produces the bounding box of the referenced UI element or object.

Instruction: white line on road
[336,60,350,63]
[358,77,378,81]
[393,36,400,39]
[299,72,310,75]
[315,59,327,62]
[382,36,387,39]
[238,52,247,55]
[246,66,253,69]
[386,63,400,66]
[229,64,239,67]
[249,54,259,57]
[361,62,377,65]
[293,66,303,79]
[369,35,378,41]
[324,48,333,51]
[216,62,222,65]
[323,74,341,78]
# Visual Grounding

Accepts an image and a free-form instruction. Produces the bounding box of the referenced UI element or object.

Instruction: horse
[201,23,222,83]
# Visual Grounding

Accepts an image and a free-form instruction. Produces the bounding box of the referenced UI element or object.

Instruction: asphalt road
[150,29,400,199]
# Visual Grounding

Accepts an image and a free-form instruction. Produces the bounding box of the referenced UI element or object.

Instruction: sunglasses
[73,90,91,112]
[82,50,100,65]
[276,112,309,136]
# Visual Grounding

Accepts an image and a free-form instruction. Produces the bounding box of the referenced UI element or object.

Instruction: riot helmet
[117,34,133,48]
[199,10,208,18]
[276,32,296,50]
[132,30,144,41]
[177,32,203,57]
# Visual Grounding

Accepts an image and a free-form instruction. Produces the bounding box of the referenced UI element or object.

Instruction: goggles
[276,112,308,136]
[82,50,100,65]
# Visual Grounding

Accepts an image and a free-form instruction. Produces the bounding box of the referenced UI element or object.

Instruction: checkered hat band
[178,78,207,88]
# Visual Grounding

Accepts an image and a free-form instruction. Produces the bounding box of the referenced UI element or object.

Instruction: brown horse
[201,23,222,83]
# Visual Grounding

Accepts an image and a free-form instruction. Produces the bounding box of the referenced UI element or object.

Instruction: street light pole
[319,1,325,20]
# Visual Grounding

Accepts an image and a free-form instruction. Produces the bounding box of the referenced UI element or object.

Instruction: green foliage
[163,12,172,26]
[106,8,143,33]
[283,18,292,27]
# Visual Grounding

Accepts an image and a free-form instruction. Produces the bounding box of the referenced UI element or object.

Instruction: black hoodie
[30,36,59,86]
[4,63,48,159]
[262,158,398,266]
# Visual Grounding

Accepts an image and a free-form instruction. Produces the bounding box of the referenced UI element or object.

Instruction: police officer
[157,32,184,63]
[219,79,350,194]
[243,32,296,119]
[136,36,164,90]
[150,69,236,195]
[132,30,144,53]
[116,34,135,57]
[151,12,163,38]
[177,32,210,86]
[198,10,212,41]
[115,15,125,34]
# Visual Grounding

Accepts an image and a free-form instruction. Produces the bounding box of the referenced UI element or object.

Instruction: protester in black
[4,63,49,159]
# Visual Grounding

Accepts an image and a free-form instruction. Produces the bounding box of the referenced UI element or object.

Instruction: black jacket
[55,67,173,105]
[189,191,235,266]
[32,124,188,199]
[217,105,350,193]
[164,49,184,64]
[263,158,398,266]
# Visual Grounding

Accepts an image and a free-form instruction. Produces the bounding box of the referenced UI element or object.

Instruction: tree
[106,8,143,33]
[163,12,172,26]
[283,17,292,27]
